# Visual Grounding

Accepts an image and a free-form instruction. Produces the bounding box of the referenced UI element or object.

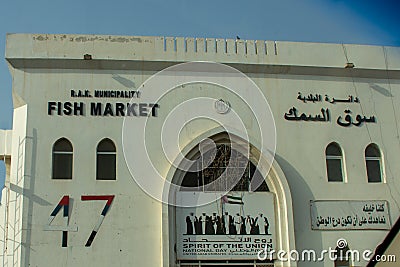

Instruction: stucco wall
[1,34,400,267]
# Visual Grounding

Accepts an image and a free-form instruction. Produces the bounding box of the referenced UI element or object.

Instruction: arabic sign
[284,92,377,127]
[310,200,391,230]
[284,107,330,122]
[296,92,360,104]
[176,192,276,260]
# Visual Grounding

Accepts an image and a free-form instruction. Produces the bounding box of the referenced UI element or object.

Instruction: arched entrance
[162,131,297,267]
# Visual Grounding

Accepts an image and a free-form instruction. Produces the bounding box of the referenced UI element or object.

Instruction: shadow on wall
[112,74,136,88]
[274,153,325,267]
[369,84,394,97]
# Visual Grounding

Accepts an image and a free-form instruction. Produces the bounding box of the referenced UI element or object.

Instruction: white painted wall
[0,130,12,157]
[0,34,399,267]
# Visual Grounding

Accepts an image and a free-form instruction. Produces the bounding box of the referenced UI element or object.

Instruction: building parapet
[5,34,400,78]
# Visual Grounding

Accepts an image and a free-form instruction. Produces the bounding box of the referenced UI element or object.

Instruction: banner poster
[176,192,276,260]
[310,200,391,230]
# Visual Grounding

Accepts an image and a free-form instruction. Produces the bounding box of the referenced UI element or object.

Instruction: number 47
[44,195,115,247]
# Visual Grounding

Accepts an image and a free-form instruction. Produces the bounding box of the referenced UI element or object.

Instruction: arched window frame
[325,142,345,182]
[365,143,383,183]
[52,137,73,179]
[170,134,288,267]
[96,138,117,180]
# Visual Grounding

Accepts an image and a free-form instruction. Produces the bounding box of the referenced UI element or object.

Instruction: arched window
[325,142,344,182]
[96,138,116,180]
[52,138,73,179]
[181,143,269,192]
[365,144,382,183]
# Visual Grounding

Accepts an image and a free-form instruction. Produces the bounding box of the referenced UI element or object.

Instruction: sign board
[310,200,391,230]
[176,192,276,260]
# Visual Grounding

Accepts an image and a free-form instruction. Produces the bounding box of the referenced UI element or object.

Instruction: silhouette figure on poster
[235,213,242,234]
[194,216,202,235]
[246,215,252,234]
[240,215,247,235]
[223,212,229,234]
[216,216,224,234]
[212,213,217,234]
[201,213,206,234]
[229,215,236,235]
[186,214,193,234]
[264,217,270,235]
[249,216,260,235]
[258,213,265,234]
[205,215,215,234]
[184,212,271,235]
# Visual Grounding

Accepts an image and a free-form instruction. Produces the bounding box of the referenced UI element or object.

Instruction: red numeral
[44,195,78,247]
[81,195,115,247]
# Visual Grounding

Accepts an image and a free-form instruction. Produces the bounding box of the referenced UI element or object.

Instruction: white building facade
[0,34,399,267]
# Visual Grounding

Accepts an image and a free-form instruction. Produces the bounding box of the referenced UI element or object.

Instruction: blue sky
[0,0,399,189]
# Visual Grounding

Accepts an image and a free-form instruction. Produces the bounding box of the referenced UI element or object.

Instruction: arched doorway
[163,132,297,267]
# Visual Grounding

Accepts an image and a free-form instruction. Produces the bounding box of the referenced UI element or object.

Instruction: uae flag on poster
[222,194,244,205]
